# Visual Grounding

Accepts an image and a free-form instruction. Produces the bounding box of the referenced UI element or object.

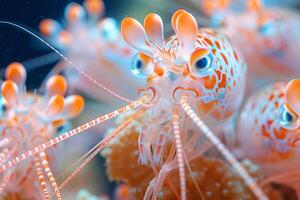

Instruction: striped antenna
[180,95,269,200]
[0,96,148,174]
[0,21,132,103]
[172,106,187,200]
[58,107,147,189]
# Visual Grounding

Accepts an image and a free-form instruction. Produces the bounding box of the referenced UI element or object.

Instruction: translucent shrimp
[201,0,300,84]
[39,0,142,104]
[238,79,300,198]
[0,62,84,199]
[117,9,266,200]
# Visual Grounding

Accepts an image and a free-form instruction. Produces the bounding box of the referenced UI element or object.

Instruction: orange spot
[274,102,279,108]
[215,41,221,49]
[266,120,273,127]
[216,70,221,80]
[233,50,239,62]
[274,127,287,140]
[278,92,284,98]
[218,73,227,88]
[154,66,164,76]
[268,94,274,101]
[233,80,236,87]
[212,49,216,55]
[197,99,217,113]
[230,68,234,76]
[204,37,213,46]
[201,75,217,89]
[261,125,270,138]
[221,53,228,65]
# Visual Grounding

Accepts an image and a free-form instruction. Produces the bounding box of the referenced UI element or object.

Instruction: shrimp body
[225,8,300,81]
[39,0,141,104]
[238,80,300,175]
[0,62,84,199]
[120,8,247,166]
[202,0,300,82]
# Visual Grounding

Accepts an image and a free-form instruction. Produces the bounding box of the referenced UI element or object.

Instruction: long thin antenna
[172,106,187,200]
[0,96,147,174]
[180,95,269,200]
[0,21,132,103]
[58,107,147,189]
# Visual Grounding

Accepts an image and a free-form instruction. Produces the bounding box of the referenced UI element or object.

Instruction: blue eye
[189,48,214,77]
[284,111,293,122]
[131,53,153,78]
[195,57,209,69]
[259,22,275,37]
[280,105,299,130]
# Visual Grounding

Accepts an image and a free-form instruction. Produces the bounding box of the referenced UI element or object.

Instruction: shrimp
[201,0,300,84]
[238,79,300,198]
[115,9,267,200]
[39,0,142,105]
[0,62,84,199]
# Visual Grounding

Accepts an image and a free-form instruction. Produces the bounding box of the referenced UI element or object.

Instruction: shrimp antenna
[0,96,147,174]
[179,95,269,200]
[58,107,147,189]
[172,106,187,200]
[0,21,132,103]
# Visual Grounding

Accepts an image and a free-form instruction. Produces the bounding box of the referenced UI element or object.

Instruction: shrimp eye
[131,53,153,78]
[280,104,299,130]
[258,21,275,36]
[189,48,214,77]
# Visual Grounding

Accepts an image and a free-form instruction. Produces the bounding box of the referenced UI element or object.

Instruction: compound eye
[189,48,214,77]
[131,53,153,78]
[280,104,299,130]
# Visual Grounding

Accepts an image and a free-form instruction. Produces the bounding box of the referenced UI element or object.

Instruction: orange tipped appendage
[62,95,85,118]
[5,62,26,86]
[285,79,300,116]
[247,0,263,11]
[46,95,65,116]
[1,80,18,107]
[84,0,104,16]
[39,19,60,37]
[58,30,72,47]
[65,3,84,23]
[46,75,68,96]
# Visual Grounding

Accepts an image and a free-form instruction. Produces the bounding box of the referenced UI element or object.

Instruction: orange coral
[103,124,286,200]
